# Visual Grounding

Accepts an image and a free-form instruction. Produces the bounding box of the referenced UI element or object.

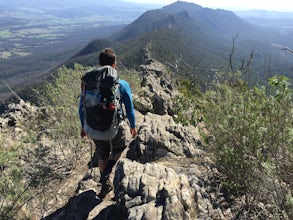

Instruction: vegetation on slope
[175,71,293,219]
[0,65,87,219]
[204,74,292,219]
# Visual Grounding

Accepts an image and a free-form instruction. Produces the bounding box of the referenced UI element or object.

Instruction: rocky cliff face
[0,59,235,219]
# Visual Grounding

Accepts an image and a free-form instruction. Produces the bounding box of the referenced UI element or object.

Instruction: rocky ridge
[0,59,236,219]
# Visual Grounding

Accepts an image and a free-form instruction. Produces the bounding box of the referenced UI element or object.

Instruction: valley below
[1,1,293,104]
[0,0,155,103]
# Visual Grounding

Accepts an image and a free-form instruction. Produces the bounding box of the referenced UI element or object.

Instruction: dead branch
[229,32,254,73]
[1,80,22,101]
[229,32,238,73]
[281,46,293,54]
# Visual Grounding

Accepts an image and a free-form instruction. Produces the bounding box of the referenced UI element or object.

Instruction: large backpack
[81,65,123,135]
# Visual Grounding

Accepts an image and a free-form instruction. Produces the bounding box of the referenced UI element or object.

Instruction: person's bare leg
[98,159,108,174]
[113,151,123,161]
[100,150,124,178]
[98,158,113,198]
[98,149,125,198]
[102,151,123,174]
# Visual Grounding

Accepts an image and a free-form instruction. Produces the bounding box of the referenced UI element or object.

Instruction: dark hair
[99,48,116,66]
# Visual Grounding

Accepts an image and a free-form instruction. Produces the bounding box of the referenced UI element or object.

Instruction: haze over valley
[0,0,158,101]
[1,0,293,103]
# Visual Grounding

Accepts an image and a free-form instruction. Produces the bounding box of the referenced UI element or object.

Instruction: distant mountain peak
[110,1,252,42]
[69,0,293,84]
[162,0,203,13]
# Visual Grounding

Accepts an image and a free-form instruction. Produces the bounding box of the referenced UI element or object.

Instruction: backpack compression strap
[81,76,87,126]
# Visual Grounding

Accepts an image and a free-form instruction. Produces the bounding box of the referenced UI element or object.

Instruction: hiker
[78,48,137,198]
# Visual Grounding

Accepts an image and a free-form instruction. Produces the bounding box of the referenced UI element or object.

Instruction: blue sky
[123,0,293,12]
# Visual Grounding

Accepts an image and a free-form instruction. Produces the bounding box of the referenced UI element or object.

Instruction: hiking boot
[98,178,113,199]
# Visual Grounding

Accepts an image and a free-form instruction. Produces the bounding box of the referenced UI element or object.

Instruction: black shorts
[93,126,126,160]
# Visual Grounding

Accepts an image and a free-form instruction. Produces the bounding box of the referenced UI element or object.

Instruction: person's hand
[80,128,87,138]
[130,127,137,138]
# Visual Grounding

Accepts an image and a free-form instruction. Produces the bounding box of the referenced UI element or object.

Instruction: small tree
[202,73,292,218]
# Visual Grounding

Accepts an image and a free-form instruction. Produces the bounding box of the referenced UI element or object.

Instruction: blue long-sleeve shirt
[79,79,136,129]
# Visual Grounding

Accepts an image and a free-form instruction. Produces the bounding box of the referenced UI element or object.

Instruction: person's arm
[119,80,137,138]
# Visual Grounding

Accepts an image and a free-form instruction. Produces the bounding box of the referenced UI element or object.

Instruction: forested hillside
[69,1,293,91]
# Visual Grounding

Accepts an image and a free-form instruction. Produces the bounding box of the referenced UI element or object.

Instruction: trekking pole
[109,139,113,158]
[83,137,94,179]
[81,75,94,178]
[89,139,94,177]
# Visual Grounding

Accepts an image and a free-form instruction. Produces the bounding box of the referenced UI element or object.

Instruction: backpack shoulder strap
[81,74,87,122]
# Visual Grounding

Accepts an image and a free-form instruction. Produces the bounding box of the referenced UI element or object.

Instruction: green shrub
[172,79,202,126]
[36,64,89,138]
[202,73,292,218]
[0,150,26,219]
[118,68,141,94]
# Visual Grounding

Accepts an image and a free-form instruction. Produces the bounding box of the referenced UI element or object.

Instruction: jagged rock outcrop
[134,59,177,115]
[127,112,201,163]
[0,99,79,179]
[114,159,195,220]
